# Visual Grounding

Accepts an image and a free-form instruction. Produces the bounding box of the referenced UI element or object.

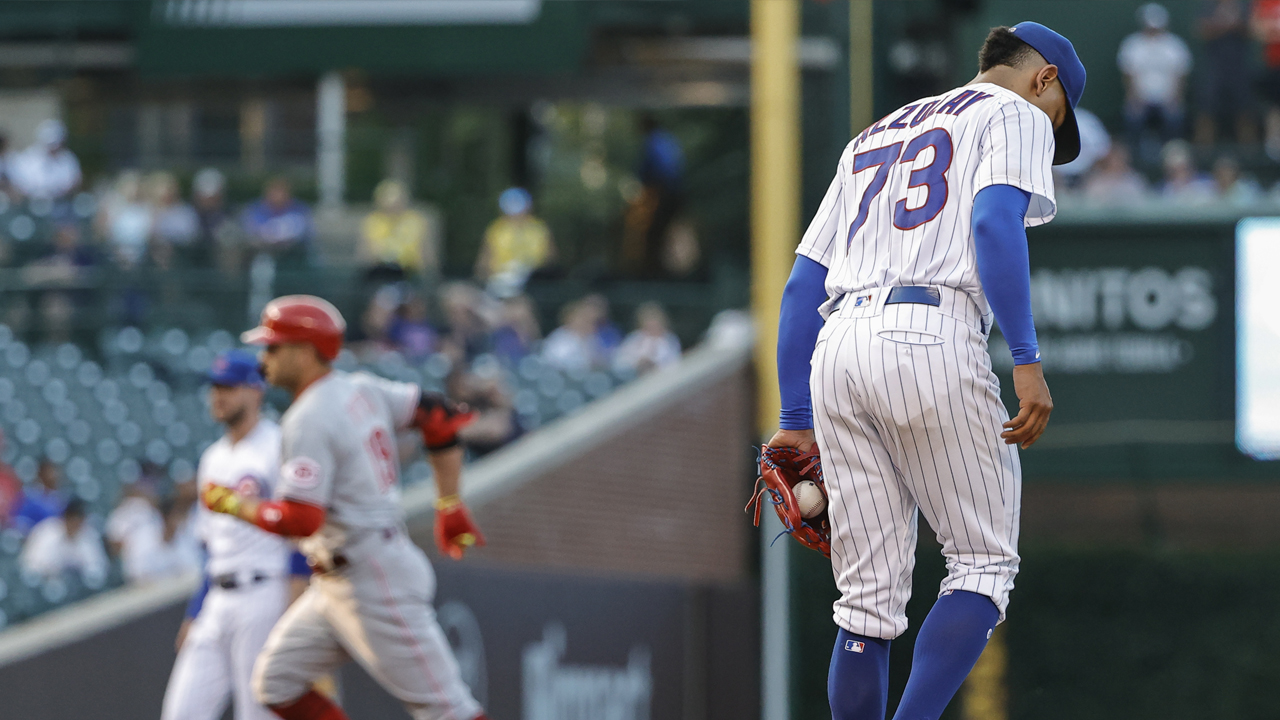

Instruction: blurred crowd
[355,282,682,455]
[0,442,200,587]
[1059,1,1280,208]
[0,110,693,602]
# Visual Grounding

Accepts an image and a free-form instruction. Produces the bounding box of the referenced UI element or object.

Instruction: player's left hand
[767,428,816,453]
[202,484,243,516]
[1004,362,1053,448]
[434,495,485,560]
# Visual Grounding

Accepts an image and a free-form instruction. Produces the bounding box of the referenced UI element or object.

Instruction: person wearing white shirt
[1118,4,1193,159]
[122,498,201,584]
[541,300,610,372]
[161,349,310,720]
[7,119,82,202]
[19,498,108,582]
[105,482,161,556]
[612,302,682,376]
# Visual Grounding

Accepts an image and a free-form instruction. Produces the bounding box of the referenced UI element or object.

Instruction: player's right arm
[769,154,844,452]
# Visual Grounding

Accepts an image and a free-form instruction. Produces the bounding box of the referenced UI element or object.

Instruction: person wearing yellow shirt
[358,179,438,277]
[474,187,555,294]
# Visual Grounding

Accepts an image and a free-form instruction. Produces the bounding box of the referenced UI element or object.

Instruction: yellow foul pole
[751,0,801,436]
[850,0,875,135]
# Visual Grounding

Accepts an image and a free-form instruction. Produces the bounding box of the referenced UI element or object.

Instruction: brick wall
[411,361,756,583]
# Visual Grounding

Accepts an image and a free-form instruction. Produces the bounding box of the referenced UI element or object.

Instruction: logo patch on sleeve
[282,457,322,490]
[844,640,865,653]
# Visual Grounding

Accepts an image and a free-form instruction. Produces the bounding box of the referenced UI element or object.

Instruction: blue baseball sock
[828,629,891,720]
[891,590,1000,720]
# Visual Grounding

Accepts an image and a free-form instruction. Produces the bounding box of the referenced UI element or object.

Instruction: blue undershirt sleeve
[777,255,831,430]
[972,184,1040,365]
[185,574,210,620]
[289,550,311,577]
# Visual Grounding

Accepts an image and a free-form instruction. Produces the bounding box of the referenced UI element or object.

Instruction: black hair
[978,26,1038,72]
[64,497,86,519]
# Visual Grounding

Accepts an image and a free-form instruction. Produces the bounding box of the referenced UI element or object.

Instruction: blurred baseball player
[202,295,489,720]
[163,350,311,720]
[771,23,1084,720]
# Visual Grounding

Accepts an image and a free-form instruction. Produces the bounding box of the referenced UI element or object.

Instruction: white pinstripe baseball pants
[810,286,1020,640]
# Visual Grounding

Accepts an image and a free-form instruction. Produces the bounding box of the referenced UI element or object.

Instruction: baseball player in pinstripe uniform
[770,23,1086,720]
[163,349,313,720]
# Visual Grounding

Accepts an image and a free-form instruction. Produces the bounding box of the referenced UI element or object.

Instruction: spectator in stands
[542,298,611,372]
[22,222,98,343]
[96,170,153,269]
[105,481,160,558]
[1119,4,1193,162]
[1159,140,1217,204]
[448,369,521,457]
[1054,109,1112,192]
[193,168,234,269]
[122,498,199,584]
[355,284,401,357]
[14,459,67,535]
[491,294,542,366]
[613,302,682,376]
[7,119,81,203]
[19,498,108,582]
[623,114,686,277]
[359,179,437,282]
[0,132,11,195]
[0,430,21,528]
[1196,0,1256,145]
[439,282,495,364]
[1253,0,1280,157]
[474,187,555,295]
[242,176,312,268]
[581,293,623,354]
[1212,155,1264,204]
[147,171,199,269]
[387,292,438,361]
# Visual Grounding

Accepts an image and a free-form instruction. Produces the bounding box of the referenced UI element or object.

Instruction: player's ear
[1034,64,1060,97]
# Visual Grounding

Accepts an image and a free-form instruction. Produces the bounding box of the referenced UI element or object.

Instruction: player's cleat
[269,690,350,720]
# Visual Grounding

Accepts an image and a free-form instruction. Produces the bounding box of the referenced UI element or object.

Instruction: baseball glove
[746,445,831,558]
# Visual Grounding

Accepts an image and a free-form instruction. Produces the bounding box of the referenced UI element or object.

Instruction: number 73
[846,128,953,247]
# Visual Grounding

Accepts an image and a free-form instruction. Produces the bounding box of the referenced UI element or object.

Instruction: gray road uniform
[251,371,482,720]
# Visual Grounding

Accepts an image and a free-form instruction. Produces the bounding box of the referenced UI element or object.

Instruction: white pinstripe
[802,85,1054,639]
[812,290,1021,639]
[799,83,1056,322]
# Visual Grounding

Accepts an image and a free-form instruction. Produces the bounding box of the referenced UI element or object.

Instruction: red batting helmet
[241,295,346,361]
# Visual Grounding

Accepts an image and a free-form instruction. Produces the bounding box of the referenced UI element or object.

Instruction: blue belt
[885,286,941,306]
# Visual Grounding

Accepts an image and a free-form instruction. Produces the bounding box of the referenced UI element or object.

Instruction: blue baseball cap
[1009,22,1087,165]
[208,349,264,388]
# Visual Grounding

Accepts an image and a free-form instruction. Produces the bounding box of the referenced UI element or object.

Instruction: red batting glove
[434,495,485,560]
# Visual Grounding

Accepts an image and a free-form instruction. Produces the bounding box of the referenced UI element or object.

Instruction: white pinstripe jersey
[798,83,1057,318]
[196,419,290,578]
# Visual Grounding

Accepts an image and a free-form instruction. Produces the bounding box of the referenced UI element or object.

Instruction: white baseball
[793,480,826,519]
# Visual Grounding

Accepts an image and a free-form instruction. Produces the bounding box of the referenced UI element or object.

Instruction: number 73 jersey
[799,82,1058,318]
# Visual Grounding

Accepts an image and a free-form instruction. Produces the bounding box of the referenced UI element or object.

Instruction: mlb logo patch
[852,294,873,307]
[844,640,865,653]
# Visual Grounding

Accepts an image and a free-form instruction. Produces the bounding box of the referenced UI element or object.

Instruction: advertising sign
[989,221,1275,479]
